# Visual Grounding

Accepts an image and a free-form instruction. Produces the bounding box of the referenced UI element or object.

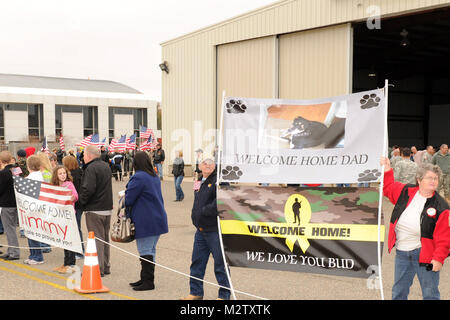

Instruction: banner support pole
[216,91,237,300]
[375,79,389,300]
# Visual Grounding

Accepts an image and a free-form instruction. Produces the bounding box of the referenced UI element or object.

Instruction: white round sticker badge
[427,208,436,217]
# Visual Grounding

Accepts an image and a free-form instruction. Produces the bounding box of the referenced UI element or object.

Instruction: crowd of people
[1,139,449,300]
[388,144,449,204]
[0,140,229,299]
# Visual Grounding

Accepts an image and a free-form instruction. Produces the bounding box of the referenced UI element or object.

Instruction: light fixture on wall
[368,65,377,77]
[159,61,169,74]
[400,29,409,47]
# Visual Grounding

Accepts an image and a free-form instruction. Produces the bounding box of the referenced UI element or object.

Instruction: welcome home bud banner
[13,176,83,254]
[220,89,385,184]
[218,185,385,278]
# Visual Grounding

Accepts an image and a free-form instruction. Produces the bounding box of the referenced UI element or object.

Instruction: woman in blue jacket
[125,151,169,291]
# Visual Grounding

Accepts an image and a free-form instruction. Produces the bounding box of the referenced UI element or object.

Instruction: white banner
[13,177,83,254]
[220,88,386,184]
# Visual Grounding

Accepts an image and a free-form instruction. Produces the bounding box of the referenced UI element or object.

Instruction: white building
[0,73,159,148]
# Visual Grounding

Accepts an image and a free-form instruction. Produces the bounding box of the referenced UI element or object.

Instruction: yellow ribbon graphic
[284,194,311,253]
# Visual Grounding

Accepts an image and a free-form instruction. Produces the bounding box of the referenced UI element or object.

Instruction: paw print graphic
[226,99,247,114]
[358,169,382,182]
[222,166,243,181]
[360,94,381,110]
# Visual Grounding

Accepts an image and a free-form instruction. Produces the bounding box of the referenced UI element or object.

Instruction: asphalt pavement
[1,176,450,301]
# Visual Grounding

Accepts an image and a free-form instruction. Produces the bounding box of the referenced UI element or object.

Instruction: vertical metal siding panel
[279,24,350,100]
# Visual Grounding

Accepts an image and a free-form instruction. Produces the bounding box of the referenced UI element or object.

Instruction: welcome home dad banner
[13,176,83,254]
[218,185,385,278]
[220,89,386,184]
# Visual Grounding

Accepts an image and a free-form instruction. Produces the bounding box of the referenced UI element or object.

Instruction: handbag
[111,198,135,243]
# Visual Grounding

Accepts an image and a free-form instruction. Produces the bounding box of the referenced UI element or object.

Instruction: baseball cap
[17,149,27,157]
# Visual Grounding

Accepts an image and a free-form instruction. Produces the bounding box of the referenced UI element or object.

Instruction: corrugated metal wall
[216,36,277,126]
[279,23,351,99]
[161,0,450,167]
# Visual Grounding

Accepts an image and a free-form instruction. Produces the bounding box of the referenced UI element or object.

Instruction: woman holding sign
[381,157,450,300]
[51,166,78,274]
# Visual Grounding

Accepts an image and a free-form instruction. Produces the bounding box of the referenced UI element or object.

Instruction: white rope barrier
[94,237,268,300]
[0,238,268,300]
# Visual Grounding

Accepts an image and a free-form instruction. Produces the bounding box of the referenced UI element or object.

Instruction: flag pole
[216,91,237,300]
[376,79,389,301]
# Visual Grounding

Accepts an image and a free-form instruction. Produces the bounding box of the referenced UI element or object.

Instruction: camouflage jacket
[393,159,418,185]
[17,158,29,177]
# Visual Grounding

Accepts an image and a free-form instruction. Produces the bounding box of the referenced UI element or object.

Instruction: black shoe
[132,255,155,291]
[129,279,143,287]
[1,255,19,261]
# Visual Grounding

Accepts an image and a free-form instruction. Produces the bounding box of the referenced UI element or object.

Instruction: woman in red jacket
[381,157,450,300]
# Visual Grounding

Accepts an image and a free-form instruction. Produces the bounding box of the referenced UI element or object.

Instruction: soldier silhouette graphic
[292,198,302,225]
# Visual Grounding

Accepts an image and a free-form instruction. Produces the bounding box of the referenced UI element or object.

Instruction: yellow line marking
[0,259,138,300]
[0,265,102,300]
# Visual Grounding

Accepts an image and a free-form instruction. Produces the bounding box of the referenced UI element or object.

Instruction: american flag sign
[13,176,83,254]
[59,134,65,152]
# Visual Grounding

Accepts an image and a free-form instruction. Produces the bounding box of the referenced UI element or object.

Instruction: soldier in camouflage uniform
[394,147,418,185]
[432,144,450,203]
[390,148,402,168]
[421,146,435,165]
[16,149,29,177]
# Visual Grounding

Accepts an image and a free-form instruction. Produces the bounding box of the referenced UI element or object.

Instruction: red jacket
[384,169,450,264]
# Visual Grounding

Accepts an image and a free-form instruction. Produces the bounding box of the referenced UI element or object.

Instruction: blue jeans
[155,163,163,179]
[189,230,231,300]
[392,248,440,300]
[27,238,44,262]
[174,175,184,200]
[136,235,160,257]
[336,184,350,187]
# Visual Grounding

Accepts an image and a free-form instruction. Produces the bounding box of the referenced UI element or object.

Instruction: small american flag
[41,137,50,154]
[126,134,136,150]
[139,135,153,151]
[13,176,73,206]
[89,134,100,148]
[76,135,92,147]
[59,134,65,152]
[139,126,154,140]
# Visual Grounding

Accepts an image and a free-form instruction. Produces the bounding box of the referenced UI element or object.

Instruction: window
[55,105,98,138]
[0,103,43,141]
[109,107,147,141]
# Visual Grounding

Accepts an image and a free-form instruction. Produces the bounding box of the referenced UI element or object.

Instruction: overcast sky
[0,0,275,101]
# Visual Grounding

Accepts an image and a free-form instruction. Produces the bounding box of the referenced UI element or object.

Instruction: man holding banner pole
[181,155,231,300]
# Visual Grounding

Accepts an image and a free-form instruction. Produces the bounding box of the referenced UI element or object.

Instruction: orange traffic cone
[74,232,109,294]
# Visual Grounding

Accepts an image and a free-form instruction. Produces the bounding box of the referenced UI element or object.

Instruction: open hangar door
[352,7,450,150]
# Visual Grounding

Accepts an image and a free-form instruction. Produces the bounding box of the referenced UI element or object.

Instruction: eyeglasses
[422,176,439,182]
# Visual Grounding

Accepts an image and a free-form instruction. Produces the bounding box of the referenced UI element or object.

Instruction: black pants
[64,249,76,266]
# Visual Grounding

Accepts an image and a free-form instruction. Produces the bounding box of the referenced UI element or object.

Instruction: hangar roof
[0,73,141,94]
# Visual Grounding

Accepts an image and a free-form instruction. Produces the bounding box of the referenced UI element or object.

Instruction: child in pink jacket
[50,165,79,274]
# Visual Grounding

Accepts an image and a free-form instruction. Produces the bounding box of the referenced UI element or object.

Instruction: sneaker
[53,265,65,272]
[24,259,44,265]
[75,255,84,260]
[57,266,75,274]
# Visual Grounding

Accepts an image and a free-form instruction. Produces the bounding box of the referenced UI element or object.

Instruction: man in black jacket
[181,156,231,300]
[79,145,113,276]
[0,151,20,260]
[153,144,165,180]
